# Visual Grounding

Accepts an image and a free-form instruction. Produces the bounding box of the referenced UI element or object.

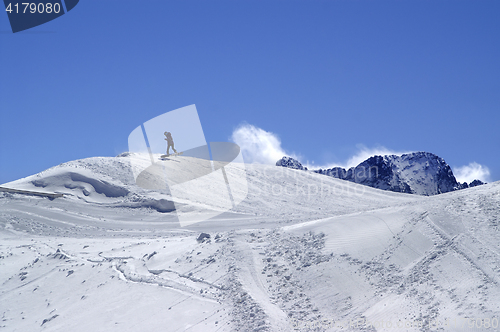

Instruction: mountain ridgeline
[276,152,485,196]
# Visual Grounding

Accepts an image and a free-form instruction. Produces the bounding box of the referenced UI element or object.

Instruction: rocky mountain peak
[276,152,485,196]
[276,156,307,171]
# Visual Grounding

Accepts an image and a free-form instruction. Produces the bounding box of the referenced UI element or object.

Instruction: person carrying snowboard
[164,131,177,156]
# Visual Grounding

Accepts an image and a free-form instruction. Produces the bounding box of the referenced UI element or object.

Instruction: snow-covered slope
[1,155,499,332]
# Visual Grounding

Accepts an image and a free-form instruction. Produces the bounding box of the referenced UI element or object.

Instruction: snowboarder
[164,131,177,156]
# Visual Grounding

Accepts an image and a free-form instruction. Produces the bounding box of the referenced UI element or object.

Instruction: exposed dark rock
[276,156,307,171]
[197,233,211,243]
[469,179,486,187]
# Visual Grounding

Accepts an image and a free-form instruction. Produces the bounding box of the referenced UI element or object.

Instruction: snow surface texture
[278,152,485,196]
[1,155,499,331]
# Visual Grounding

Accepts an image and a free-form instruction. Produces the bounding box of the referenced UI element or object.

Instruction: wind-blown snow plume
[344,145,410,168]
[231,124,298,164]
[454,162,491,183]
[311,145,410,170]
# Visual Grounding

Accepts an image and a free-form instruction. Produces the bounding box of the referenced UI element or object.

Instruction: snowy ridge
[2,154,194,214]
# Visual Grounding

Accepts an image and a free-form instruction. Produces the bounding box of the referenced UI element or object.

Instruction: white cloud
[454,162,491,184]
[230,124,298,164]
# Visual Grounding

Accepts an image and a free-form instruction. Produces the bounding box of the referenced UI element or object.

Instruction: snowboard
[160,152,183,159]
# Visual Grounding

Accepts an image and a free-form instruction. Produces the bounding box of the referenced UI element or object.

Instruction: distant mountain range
[276,152,485,196]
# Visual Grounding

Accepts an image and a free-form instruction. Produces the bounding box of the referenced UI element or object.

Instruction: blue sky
[1,0,499,185]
